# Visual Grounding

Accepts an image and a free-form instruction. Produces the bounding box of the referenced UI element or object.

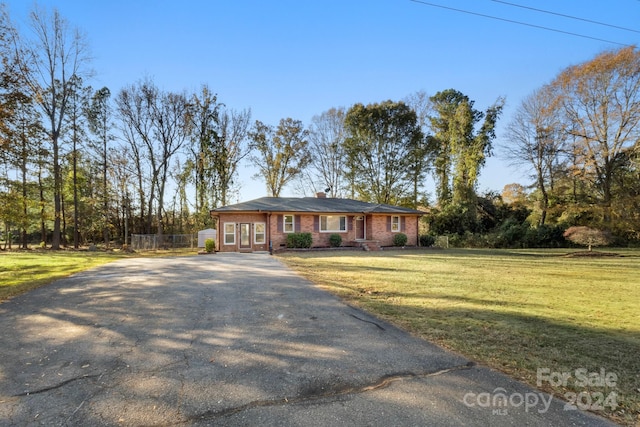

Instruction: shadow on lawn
[322,280,640,425]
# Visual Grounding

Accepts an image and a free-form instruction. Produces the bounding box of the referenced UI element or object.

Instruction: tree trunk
[52,134,62,250]
[73,141,79,249]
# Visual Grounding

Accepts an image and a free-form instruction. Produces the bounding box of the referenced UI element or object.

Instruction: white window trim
[320,215,347,233]
[224,222,236,245]
[254,222,266,244]
[391,215,401,232]
[283,215,295,233]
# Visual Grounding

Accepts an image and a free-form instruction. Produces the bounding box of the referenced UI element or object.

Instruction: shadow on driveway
[0,254,615,426]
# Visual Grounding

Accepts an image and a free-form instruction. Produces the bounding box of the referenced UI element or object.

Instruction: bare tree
[504,84,566,225]
[216,107,251,206]
[151,89,190,240]
[115,81,154,233]
[115,79,189,239]
[301,107,347,198]
[15,4,91,249]
[404,90,435,207]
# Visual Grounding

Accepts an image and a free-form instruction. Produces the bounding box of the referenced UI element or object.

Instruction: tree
[115,81,154,234]
[63,75,91,248]
[149,88,190,240]
[504,84,566,225]
[187,84,220,219]
[248,118,311,197]
[0,12,43,248]
[428,89,504,209]
[343,100,424,205]
[115,79,190,239]
[16,5,91,249]
[404,90,435,206]
[86,86,113,247]
[214,107,251,206]
[301,107,347,198]
[552,46,640,225]
[563,226,613,251]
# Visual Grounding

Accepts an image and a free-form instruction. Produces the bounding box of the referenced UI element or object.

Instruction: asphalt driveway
[0,254,616,426]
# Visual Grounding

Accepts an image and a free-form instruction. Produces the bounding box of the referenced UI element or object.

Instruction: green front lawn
[0,250,127,300]
[279,248,640,425]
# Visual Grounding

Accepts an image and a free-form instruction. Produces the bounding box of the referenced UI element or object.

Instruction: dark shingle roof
[211,197,424,215]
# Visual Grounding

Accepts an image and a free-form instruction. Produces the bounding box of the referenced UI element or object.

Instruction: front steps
[358,240,382,251]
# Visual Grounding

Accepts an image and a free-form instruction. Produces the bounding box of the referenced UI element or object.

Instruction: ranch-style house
[209,193,424,253]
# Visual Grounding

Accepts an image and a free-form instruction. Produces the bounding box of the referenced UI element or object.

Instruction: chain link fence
[434,235,449,249]
[131,234,196,251]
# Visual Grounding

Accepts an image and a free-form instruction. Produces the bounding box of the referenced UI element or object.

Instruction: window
[391,216,401,232]
[320,215,346,232]
[224,223,236,245]
[254,223,266,244]
[283,215,295,233]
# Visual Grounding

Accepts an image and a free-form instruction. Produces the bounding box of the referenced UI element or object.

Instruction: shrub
[329,233,342,247]
[286,232,312,249]
[393,233,408,247]
[205,238,215,253]
[419,234,435,247]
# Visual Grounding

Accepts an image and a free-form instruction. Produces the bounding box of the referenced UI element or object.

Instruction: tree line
[1,4,638,249]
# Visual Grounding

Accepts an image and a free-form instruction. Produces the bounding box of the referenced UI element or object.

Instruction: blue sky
[6,0,639,203]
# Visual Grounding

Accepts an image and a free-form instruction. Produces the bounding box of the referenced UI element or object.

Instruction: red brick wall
[214,213,269,252]
[368,215,419,246]
[215,212,420,252]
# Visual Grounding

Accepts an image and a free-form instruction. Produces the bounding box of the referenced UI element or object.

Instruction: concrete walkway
[0,254,616,426]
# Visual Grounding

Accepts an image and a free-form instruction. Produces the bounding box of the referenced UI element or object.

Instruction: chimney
[316,192,326,198]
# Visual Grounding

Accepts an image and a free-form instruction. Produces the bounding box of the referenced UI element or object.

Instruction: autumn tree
[248,118,311,197]
[343,100,424,205]
[0,9,43,248]
[563,226,613,251]
[552,46,640,225]
[15,4,91,249]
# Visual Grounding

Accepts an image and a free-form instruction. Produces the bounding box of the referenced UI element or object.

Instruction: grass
[0,250,130,301]
[0,247,202,301]
[279,248,640,425]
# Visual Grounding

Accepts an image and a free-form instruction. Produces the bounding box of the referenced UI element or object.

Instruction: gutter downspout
[267,212,273,255]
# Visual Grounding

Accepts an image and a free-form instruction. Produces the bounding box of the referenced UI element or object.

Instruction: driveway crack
[348,313,385,330]
[12,373,102,397]
[187,362,475,423]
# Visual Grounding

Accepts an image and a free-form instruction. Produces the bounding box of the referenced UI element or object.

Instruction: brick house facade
[210,195,424,253]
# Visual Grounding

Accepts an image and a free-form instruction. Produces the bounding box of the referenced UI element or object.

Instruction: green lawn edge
[278,248,640,426]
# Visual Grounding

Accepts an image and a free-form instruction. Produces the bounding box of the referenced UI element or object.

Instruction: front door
[355,216,365,240]
[240,223,251,249]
